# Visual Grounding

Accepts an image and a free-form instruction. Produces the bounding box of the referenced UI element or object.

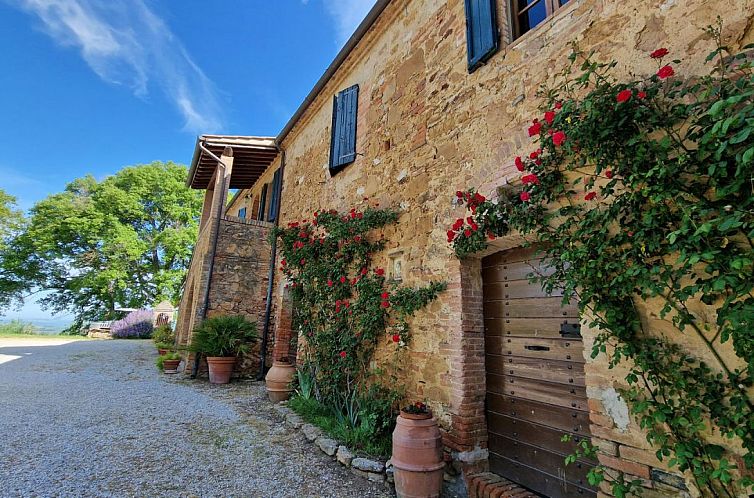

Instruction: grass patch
[288,395,392,458]
[0,320,37,336]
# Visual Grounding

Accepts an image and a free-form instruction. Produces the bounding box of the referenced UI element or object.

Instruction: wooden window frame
[267,168,281,222]
[258,184,268,222]
[329,84,359,175]
[510,0,568,40]
[464,0,500,73]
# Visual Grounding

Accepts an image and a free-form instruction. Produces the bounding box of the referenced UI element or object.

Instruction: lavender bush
[110,310,154,339]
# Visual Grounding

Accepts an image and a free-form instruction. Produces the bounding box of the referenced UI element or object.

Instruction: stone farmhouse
[175,1,754,496]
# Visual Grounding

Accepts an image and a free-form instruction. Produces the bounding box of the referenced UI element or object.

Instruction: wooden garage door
[483,247,596,498]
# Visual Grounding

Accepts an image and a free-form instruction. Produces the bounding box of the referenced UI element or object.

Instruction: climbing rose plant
[272,206,445,419]
[450,30,754,498]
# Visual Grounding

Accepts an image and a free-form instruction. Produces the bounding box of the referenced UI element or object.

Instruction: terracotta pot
[162,359,181,374]
[206,356,236,384]
[392,411,444,498]
[157,348,169,356]
[265,361,296,402]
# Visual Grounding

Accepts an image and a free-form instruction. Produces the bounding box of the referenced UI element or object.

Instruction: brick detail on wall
[271,288,297,363]
[466,472,538,498]
[445,257,488,457]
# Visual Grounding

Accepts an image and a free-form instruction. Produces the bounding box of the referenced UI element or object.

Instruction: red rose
[554,101,563,110]
[528,119,542,137]
[515,156,525,172]
[522,173,540,185]
[628,231,634,237]
[605,170,613,179]
[464,229,471,237]
[552,131,567,147]
[381,300,390,308]
[300,259,306,265]
[520,191,531,202]
[340,276,347,284]
[637,91,647,99]
[473,192,485,204]
[544,110,556,125]
[381,292,389,299]
[585,191,597,201]
[392,334,400,343]
[467,216,474,224]
[354,235,361,242]
[447,230,456,242]
[327,279,333,287]
[281,259,286,266]
[361,267,368,275]
[375,268,385,276]
[616,89,632,103]
[352,277,359,285]
[470,222,479,231]
[456,191,464,198]
[650,48,669,59]
[657,65,674,79]
[529,150,539,160]
[453,218,464,230]
[339,351,346,358]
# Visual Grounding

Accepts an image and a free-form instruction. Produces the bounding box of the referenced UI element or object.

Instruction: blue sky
[0,0,376,320]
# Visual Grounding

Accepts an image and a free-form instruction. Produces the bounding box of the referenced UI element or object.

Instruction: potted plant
[152,324,176,355]
[156,352,182,374]
[189,315,257,384]
[391,402,444,498]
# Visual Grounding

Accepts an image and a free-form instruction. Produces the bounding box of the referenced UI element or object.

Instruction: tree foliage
[1,161,202,329]
[450,29,753,498]
[0,189,26,309]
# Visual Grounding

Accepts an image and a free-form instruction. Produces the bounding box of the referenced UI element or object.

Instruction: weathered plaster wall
[232,0,754,495]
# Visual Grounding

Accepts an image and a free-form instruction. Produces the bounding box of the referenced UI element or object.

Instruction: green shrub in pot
[189,315,257,384]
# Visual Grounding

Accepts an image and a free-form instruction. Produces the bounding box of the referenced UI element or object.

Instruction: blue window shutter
[464,0,499,72]
[258,184,268,222]
[238,207,247,219]
[268,168,282,222]
[329,84,359,174]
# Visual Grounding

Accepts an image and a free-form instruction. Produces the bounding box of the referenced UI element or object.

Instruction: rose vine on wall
[449,24,754,498]
[272,205,445,449]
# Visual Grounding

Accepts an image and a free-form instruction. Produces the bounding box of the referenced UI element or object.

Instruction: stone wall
[176,216,274,378]
[230,0,754,495]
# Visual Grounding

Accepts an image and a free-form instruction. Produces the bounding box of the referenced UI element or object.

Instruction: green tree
[0,189,27,309]
[2,161,202,329]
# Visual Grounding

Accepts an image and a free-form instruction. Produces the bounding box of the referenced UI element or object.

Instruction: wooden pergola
[186,135,278,189]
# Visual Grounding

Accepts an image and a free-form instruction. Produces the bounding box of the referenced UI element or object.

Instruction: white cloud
[13,0,224,133]
[322,0,377,48]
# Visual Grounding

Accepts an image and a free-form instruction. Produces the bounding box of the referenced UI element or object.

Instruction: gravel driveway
[0,338,390,498]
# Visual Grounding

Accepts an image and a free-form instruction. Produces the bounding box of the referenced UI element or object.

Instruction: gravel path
[0,338,391,498]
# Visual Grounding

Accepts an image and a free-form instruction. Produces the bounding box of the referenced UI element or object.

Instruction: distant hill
[0,317,74,335]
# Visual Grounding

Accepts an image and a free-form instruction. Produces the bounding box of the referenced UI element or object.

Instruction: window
[464,0,499,72]
[511,0,570,39]
[258,184,268,222]
[238,207,247,219]
[267,168,281,222]
[329,84,359,174]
